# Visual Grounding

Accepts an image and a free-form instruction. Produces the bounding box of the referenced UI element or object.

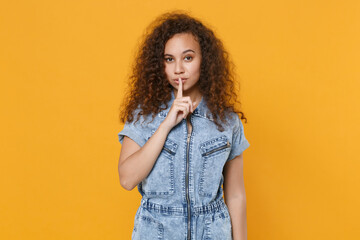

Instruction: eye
[164,57,174,62]
[184,56,193,61]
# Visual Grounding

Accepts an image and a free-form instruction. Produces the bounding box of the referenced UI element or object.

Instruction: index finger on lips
[176,77,183,99]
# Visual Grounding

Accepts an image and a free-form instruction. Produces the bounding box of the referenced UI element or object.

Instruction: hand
[162,78,196,130]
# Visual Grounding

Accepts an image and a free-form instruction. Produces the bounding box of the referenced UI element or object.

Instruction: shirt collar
[158,91,214,121]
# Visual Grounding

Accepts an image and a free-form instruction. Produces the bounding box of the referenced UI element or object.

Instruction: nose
[174,60,184,75]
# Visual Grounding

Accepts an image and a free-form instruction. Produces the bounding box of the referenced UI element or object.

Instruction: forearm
[226,196,247,240]
[119,122,172,190]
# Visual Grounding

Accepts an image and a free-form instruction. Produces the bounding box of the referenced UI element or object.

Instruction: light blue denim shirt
[118,91,250,240]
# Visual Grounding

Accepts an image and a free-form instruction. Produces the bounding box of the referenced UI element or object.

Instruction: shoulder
[127,105,166,132]
[126,106,151,126]
[223,111,242,132]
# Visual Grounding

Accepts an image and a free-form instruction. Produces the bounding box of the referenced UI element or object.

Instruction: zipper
[163,146,175,155]
[186,119,192,240]
[202,141,230,157]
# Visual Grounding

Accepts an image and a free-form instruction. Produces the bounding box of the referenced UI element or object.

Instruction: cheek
[191,62,201,75]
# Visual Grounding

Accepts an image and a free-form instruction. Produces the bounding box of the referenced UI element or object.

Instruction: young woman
[117,12,250,240]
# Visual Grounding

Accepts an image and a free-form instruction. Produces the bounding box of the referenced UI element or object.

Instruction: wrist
[159,120,173,133]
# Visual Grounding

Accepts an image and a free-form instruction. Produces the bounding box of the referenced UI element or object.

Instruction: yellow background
[1,0,359,239]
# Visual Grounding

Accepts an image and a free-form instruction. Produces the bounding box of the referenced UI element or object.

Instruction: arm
[118,122,171,191]
[223,153,247,240]
[118,78,195,191]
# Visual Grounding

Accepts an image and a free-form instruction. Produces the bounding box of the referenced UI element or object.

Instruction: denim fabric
[118,91,250,240]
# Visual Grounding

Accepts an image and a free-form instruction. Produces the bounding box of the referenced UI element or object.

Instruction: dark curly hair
[119,11,247,131]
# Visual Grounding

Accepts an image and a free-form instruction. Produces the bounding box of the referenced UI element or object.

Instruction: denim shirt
[118,91,250,208]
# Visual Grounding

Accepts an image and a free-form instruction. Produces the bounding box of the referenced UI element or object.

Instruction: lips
[174,78,187,84]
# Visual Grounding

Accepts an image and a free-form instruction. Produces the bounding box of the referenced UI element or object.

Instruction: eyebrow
[164,49,196,56]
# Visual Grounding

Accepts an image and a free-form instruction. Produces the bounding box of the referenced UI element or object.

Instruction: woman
[117,12,250,240]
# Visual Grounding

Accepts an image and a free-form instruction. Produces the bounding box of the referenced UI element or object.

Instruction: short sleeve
[227,115,250,161]
[117,119,146,148]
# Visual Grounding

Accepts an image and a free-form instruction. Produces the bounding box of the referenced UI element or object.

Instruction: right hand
[162,78,196,130]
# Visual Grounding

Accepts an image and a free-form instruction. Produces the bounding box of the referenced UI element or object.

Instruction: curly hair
[119,11,247,131]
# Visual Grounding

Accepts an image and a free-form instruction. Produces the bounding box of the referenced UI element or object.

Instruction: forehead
[164,33,200,53]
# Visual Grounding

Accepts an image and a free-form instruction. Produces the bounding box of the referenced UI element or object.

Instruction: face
[164,33,202,93]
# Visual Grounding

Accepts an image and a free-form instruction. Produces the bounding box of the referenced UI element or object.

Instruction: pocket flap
[199,136,231,157]
[163,138,178,155]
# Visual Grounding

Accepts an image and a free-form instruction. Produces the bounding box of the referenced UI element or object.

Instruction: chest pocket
[141,134,178,197]
[198,135,231,198]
